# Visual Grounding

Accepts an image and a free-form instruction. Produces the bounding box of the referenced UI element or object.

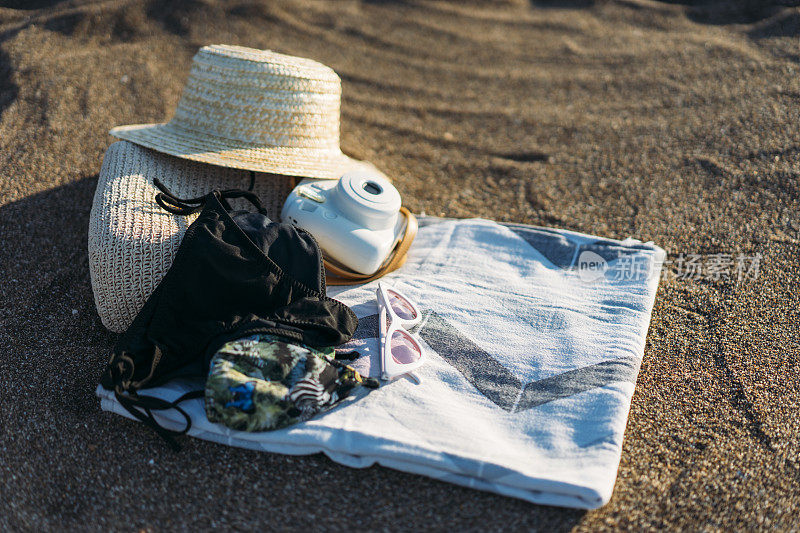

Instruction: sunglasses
[376,282,425,383]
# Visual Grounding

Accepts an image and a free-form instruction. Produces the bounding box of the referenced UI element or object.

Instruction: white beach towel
[97,217,664,509]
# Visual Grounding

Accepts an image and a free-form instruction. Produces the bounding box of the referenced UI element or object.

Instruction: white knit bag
[88,141,295,333]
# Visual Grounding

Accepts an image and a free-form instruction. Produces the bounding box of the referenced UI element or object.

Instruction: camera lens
[362,181,383,195]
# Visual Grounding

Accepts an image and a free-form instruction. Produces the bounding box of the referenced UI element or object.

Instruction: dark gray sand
[1,0,799,530]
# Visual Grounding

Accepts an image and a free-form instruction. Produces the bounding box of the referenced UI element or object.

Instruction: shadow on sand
[0,0,67,8]
[0,48,17,117]
[654,0,799,26]
[530,0,799,31]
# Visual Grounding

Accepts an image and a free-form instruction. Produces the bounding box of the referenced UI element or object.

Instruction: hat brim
[110,123,378,180]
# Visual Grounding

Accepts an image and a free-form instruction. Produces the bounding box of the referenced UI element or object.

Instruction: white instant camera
[281,171,405,275]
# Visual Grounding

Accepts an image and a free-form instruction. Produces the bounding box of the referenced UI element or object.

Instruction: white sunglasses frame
[376,282,424,383]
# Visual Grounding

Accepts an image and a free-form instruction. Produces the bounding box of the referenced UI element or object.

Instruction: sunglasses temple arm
[379,305,388,380]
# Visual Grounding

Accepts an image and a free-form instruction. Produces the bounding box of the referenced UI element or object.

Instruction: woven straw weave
[109,44,373,179]
[88,141,295,333]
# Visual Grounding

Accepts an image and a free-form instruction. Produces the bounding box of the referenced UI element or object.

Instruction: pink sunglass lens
[388,290,417,320]
[390,330,422,364]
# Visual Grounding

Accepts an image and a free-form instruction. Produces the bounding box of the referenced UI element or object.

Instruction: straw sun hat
[110,44,376,179]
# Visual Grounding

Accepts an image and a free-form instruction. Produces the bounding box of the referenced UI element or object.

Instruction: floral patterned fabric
[205,334,375,432]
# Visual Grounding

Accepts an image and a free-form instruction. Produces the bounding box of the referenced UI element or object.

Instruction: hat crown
[169,45,342,150]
